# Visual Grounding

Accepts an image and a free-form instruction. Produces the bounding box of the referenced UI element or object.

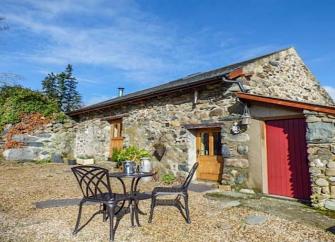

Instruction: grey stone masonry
[3,119,77,162]
[305,110,335,209]
[243,48,334,106]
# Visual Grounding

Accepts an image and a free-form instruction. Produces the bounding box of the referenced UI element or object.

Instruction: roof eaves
[236,92,335,115]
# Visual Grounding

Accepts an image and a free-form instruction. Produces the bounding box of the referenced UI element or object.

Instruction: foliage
[42,72,58,100]
[42,64,82,112]
[0,85,60,131]
[4,113,51,149]
[111,146,151,166]
[161,173,176,185]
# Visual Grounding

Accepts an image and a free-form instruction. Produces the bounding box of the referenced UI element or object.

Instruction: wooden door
[110,119,123,156]
[196,128,223,181]
[266,119,311,200]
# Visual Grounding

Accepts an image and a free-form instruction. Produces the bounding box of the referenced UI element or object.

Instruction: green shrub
[0,85,62,130]
[161,173,176,185]
[111,146,151,166]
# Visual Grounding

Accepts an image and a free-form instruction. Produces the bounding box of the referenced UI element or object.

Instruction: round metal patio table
[109,171,155,227]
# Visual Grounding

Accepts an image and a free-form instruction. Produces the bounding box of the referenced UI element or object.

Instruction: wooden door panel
[266,119,311,200]
[110,119,124,157]
[196,128,223,181]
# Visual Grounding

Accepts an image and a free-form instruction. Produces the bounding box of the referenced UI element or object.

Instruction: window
[197,128,222,156]
[213,132,222,155]
[200,132,209,155]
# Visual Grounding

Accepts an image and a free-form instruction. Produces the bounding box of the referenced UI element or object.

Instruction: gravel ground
[0,162,334,242]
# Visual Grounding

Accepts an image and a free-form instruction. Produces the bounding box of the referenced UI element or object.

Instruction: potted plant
[76,155,94,165]
[111,146,151,172]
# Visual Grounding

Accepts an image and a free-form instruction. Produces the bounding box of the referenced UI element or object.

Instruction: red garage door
[266,119,311,200]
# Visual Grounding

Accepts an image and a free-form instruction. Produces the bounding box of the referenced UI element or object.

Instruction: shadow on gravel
[326,226,335,234]
[205,191,335,233]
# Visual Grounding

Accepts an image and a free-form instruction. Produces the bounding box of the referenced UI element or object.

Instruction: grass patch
[316,208,335,219]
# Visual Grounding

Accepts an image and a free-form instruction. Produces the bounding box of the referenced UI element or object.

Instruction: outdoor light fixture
[231,122,241,134]
[241,104,251,125]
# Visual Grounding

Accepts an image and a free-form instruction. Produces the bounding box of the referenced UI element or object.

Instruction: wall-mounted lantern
[241,104,251,125]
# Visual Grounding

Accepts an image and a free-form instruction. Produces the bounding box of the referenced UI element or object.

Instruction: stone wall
[305,110,335,209]
[78,83,238,174]
[220,119,250,188]
[74,119,110,160]
[243,48,334,106]
[3,119,77,162]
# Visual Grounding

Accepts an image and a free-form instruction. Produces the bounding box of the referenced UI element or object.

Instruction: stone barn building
[4,47,335,209]
[67,47,335,208]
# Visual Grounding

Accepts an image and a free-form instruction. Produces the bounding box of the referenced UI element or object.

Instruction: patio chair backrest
[71,166,112,200]
[182,162,199,190]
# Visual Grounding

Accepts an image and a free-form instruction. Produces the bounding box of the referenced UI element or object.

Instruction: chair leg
[148,197,156,223]
[73,200,85,235]
[102,203,108,222]
[183,195,191,224]
[108,204,116,242]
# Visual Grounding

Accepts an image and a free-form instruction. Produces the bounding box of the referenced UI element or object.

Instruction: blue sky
[1,0,334,105]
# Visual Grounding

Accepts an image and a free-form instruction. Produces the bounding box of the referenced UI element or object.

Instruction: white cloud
[1,0,284,88]
[324,86,335,101]
[2,0,197,84]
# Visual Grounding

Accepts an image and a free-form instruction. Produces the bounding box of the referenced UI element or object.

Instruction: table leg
[134,177,147,215]
[130,200,135,227]
[134,200,141,226]
[130,177,143,227]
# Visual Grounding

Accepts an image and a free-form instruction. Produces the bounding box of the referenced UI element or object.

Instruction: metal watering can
[123,160,136,174]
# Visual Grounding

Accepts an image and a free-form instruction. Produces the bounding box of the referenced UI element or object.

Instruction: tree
[42,72,58,100]
[41,65,82,112]
[64,64,81,112]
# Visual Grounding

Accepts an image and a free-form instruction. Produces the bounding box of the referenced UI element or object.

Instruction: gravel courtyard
[0,162,334,242]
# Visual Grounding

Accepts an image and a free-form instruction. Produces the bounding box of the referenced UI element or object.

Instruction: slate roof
[68,47,292,116]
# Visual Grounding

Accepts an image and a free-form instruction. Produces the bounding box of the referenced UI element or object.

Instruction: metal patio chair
[71,165,128,242]
[148,162,199,224]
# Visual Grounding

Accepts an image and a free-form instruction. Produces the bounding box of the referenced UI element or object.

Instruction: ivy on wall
[0,85,64,131]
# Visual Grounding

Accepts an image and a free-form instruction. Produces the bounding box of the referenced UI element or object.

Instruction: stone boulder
[11,134,39,143]
[307,123,335,143]
[325,199,335,211]
[51,153,64,163]
[3,147,43,161]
